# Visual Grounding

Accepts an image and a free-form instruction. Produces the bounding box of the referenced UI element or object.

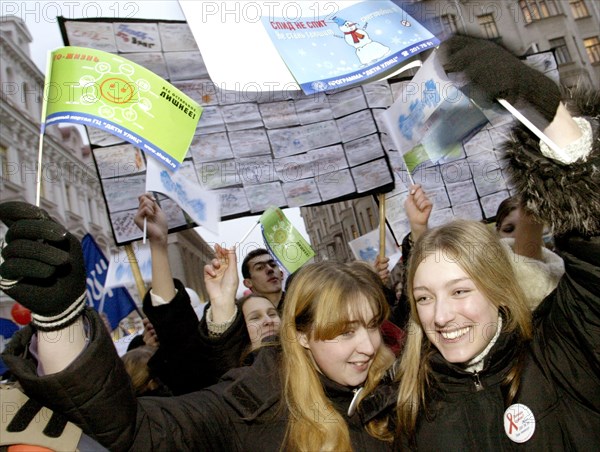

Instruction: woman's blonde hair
[280,261,396,451]
[396,220,533,440]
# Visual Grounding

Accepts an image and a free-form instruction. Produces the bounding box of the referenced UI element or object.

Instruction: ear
[243,278,253,290]
[297,332,310,349]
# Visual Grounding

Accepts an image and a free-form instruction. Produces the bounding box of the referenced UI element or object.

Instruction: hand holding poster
[42,46,202,169]
[260,207,315,274]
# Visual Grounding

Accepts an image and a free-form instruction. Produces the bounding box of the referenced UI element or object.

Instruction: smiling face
[241,296,281,350]
[299,299,381,387]
[413,252,499,364]
[99,77,135,104]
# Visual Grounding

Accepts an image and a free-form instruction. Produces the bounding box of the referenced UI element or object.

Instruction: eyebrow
[344,317,377,328]
[246,309,262,317]
[246,307,277,317]
[413,277,471,292]
[251,259,276,268]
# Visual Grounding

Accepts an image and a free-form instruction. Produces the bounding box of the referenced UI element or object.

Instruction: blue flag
[0,317,19,376]
[81,234,137,330]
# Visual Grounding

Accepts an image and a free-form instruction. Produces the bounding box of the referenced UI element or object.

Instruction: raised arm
[134,193,175,302]
[404,184,432,243]
[204,244,238,323]
[443,34,600,410]
[374,184,432,284]
[0,202,87,374]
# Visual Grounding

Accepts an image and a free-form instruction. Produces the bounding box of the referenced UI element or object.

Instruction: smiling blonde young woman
[396,221,532,441]
[385,34,600,450]
[281,261,396,451]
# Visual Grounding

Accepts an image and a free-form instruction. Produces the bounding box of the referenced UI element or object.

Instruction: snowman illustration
[333,16,390,66]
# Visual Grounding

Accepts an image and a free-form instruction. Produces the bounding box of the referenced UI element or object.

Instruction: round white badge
[504,403,536,443]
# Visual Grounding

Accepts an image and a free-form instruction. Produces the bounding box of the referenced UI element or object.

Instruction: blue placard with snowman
[261,0,440,94]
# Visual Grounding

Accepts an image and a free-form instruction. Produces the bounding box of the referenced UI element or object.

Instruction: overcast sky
[5,0,311,295]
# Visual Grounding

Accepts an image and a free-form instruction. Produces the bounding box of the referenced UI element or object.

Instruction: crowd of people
[0,35,598,450]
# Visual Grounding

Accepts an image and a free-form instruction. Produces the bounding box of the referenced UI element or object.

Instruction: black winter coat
[400,233,600,450]
[143,279,250,395]
[144,281,287,395]
[2,310,391,451]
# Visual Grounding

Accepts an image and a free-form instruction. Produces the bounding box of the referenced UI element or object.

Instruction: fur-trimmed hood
[500,237,564,310]
[502,88,600,236]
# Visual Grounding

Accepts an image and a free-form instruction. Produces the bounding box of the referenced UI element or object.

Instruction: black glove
[442,35,561,123]
[0,202,87,331]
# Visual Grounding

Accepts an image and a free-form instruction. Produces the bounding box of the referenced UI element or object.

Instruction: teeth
[440,327,470,340]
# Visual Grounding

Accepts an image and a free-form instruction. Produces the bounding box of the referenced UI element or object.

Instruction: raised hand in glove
[0,202,87,331]
[441,35,561,123]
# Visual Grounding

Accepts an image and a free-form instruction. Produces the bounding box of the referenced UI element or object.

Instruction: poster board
[59,16,396,246]
[379,50,559,245]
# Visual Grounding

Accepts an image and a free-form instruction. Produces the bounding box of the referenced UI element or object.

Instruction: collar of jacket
[429,328,524,392]
[356,370,398,425]
[318,372,362,417]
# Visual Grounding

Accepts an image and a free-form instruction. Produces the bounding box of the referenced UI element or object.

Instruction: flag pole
[498,99,569,162]
[35,132,44,207]
[234,220,259,250]
[124,243,147,318]
[36,51,53,207]
[378,193,386,257]
[405,168,416,187]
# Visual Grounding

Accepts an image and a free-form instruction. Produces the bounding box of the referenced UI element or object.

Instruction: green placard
[42,46,202,169]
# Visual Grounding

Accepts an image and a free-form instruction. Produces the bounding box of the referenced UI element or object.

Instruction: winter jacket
[362,90,600,450]
[144,279,250,395]
[2,310,391,451]
[144,281,288,395]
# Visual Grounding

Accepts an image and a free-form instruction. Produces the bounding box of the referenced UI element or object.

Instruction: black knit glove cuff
[0,202,88,331]
[29,291,88,331]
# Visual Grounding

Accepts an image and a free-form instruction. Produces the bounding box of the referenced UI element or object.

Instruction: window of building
[549,37,572,64]
[359,212,365,233]
[22,82,30,113]
[64,182,73,211]
[366,207,375,230]
[519,0,561,24]
[351,224,359,239]
[478,14,499,39]
[0,145,8,180]
[569,0,590,19]
[441,14,459,35]
[584,37,600,64]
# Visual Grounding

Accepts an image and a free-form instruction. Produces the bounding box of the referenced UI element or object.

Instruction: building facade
[301,0,600,263]
[414,0,600,89]
[301,196,381,262]
[0,15,213,328]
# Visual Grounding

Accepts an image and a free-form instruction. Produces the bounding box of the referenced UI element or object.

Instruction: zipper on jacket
[473,372,484,391]
[347,387,363,416]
